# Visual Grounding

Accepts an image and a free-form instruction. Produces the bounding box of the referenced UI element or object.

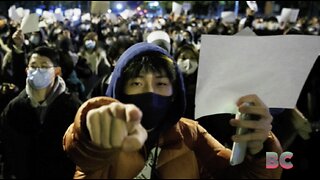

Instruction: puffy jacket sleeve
[63,96,121,172]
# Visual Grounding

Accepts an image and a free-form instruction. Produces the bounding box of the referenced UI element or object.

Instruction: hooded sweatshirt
[106,42,186,131]
[105,42,188,177]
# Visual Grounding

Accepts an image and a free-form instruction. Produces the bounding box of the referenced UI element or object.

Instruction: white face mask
[177,59,198,75]
[101,29,108,36]
[80,24,90,31]
[267,22,280,31]
[105,38,113,45]
[114,27,119,32]
[253,22,265,30]
[27,68,55,89]
[174,34,183,43]
[53,28,62,35]
[85,40,96,49]
[29,35,40,45]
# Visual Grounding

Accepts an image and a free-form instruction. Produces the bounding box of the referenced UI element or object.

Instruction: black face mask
[122,92,172,131]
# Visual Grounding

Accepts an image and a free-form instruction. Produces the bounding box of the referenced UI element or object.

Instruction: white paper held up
[195,35,320,119]
[172,2,182,21]
[8,5,21,23]
[21,13,39,34]
[246,1,258,12]
[280,8,300,23]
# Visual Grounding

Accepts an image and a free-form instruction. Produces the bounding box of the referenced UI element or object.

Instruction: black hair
[58,37,73,52]
[107,37,134,65]
[122,52,176,85]
[265,16,279,23]
[28,46,60,66]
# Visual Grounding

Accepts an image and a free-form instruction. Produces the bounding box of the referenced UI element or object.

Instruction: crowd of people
[0,6,319,179]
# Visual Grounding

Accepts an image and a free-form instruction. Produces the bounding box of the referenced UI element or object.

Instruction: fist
[86,102,147,152]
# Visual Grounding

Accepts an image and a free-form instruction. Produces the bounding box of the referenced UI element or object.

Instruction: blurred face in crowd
[85,39,96,50]
[266,19,280,31]
[252,18,265,30]
[173,30,183,43]
[105,36,116,46]
[182,31,192,44]
[29,32,41,46]
[84,32,98,50]
[177,48,198,75]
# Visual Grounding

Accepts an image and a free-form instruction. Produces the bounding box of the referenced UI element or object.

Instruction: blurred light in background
[149,1,159,7]
[55,8,62,14]
[35,8,43,16]
[116,3,123,11]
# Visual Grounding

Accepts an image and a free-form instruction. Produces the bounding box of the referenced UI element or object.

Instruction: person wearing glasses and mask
[0,46,82,179]
[63,42,282,179]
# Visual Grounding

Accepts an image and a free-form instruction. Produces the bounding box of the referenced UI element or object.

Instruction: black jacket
[0,89,82,179]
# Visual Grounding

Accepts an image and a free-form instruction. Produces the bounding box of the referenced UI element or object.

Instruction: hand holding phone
[230,102,257,166]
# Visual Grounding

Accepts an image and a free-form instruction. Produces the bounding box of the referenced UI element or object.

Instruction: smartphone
[230,102,259,166]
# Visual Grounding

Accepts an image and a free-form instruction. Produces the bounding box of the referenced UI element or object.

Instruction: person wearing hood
[0,46,82,179]
[63,42,282,179]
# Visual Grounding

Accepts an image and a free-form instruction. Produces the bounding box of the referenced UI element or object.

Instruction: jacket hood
[106,42,186,126]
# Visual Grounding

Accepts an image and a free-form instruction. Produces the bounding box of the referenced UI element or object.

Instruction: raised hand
[230,94,273,155]
[12,29,25,49]
[86,102,148,152]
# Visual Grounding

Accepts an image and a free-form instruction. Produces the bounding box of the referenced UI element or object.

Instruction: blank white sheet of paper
[195,35,320,119]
